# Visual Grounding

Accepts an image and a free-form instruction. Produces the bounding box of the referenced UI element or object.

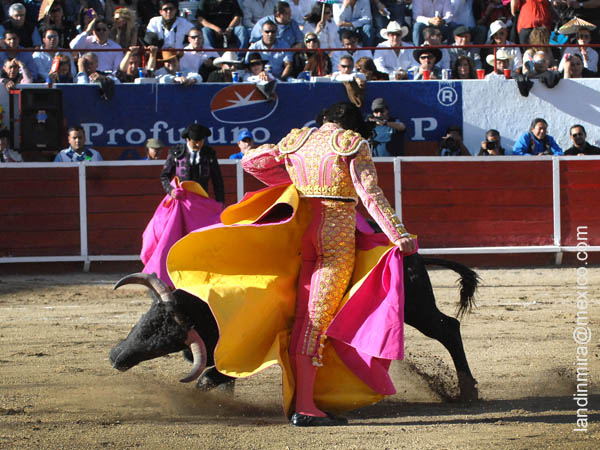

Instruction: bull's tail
[422,257,479,319]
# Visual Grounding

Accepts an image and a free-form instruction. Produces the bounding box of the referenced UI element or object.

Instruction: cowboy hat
[489,19,507,37]
[380,21,409,40]
[485,49,513,67]
[213,51,241,68]
[158,50,182,62]
[413,46,442,64]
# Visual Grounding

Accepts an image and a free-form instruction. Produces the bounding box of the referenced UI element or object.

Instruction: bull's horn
[180,329,207,383]
[114,272,175,303]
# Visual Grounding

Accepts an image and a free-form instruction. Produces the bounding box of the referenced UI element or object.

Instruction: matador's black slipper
[290,412,348,427]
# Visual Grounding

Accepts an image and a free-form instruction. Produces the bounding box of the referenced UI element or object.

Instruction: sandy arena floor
[0,265,598,449]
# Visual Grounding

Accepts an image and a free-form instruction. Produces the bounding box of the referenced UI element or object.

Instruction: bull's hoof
[196,367,235,393]
[458,376,479,402]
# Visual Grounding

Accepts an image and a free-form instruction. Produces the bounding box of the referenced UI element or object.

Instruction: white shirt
[373,41,414,74]
[288,0,313,26]
[333,0,372,29]
[70,32,123,73]
[492,42,523,71]
[180,44,219,73]
[32,50,77,80]
[413,0,454,25]
[145,16,195,49]
[155,68,203,84]
[303,21,341,50]
[449,0,475,27]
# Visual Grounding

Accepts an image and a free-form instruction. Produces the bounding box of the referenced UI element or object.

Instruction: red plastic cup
[503,68,511,79]
[422,69,431,80]
[476,69,485,79]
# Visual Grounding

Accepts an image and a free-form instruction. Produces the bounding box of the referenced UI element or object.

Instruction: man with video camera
[477,129,505,156]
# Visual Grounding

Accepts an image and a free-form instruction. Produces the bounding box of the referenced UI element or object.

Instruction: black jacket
[160,144,225,203]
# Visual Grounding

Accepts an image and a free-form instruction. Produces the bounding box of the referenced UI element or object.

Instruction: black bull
[109,253,480,401]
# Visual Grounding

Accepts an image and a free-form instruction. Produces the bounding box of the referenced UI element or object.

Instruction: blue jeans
[372,1,406,43]
[202,26,249,51]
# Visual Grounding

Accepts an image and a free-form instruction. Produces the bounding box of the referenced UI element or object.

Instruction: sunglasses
[305,38,317,43]
[161,6,175,12]
[95,27,108,32]
[571,132,584,137]
[263,29,276,34]
[188,35,201,39]
[340,64,352,68]
[420,55,434,60]
[373,109,385,114]
[250,61,263,66]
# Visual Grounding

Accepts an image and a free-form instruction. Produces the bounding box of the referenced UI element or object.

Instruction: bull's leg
[196,366,236,393]
[405,305,478,401]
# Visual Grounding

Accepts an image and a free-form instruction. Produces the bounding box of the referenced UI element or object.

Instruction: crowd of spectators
[0,0,597,88]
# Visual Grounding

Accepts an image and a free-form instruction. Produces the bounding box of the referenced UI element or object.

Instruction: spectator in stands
[450,0,487,44]
[484,49,513,79]
[116,46,150,82]
[197,0,249,51]
[110,7,138,49]
[512,118,563,155]
[75,51,120,84]
[180,27,219,80]
[3,3,41,48]
[286,0,312,27]
[291,32,332,77]
[366,97,406,156]
[484,20,522,72]
[439,125,470,155]
[330,54,366,106]
[156,49,203,84]
[412,0,454,45]
[54,126,103,162]
[0,29,37,81]
[452,54,477,78]
[144,0,194,48]
[0,57,32,90]
[477,129,505,155]
[207,51,241,82]
[448,26,482,70]
[561,52,595,78]
[75,6,97,34]
[160,123,225,204]
[510,0,553,45]
[0,127,22,162]
[70,16,123,73]
[33,26,75,82]
[422,26,451,69]
[332,0,375,47]
[251,1,304,48]
[105,1,140,22]
[39,1,77,48]
[356,56,389,79]
[242,0,278,31]
[522,26,555,71]
[229,129,256,159]
[330,28,372,68]
[242,52,278,92]
[48,53,74,83]
[246,20,294,80]
[564,124,600,155]
[373,21,412,76]
[137,0,161,28]
[522,49,550,78]
[145,138,166,160]
[558,28,598,74]
[302,2,341,49]
[568,0,600,43]
[412,46,442,79]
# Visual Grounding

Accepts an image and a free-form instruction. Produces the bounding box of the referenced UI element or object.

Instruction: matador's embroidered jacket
[242,122,409,242]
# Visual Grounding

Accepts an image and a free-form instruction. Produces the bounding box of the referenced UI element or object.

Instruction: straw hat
[485,49,513,67]
[158,50,182,62]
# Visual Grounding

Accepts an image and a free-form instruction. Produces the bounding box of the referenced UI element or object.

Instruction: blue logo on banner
[210,85,278,124]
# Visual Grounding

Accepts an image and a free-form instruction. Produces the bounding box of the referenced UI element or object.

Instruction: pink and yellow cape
[167,183,414,416]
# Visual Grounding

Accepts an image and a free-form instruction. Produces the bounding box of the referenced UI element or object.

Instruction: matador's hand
[393,236,416,254]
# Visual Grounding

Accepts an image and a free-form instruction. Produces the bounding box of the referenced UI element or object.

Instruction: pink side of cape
[141,183,222,287]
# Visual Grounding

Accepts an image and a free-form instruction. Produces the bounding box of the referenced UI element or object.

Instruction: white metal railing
[1,156,599,269]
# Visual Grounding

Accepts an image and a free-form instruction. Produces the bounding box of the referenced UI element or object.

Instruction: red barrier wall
[1,159,598,265]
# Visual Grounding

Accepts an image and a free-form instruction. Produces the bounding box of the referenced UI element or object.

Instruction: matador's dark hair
[325,102,370,138]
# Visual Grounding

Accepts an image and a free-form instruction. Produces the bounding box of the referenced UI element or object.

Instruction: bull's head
[109,273,206,383]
